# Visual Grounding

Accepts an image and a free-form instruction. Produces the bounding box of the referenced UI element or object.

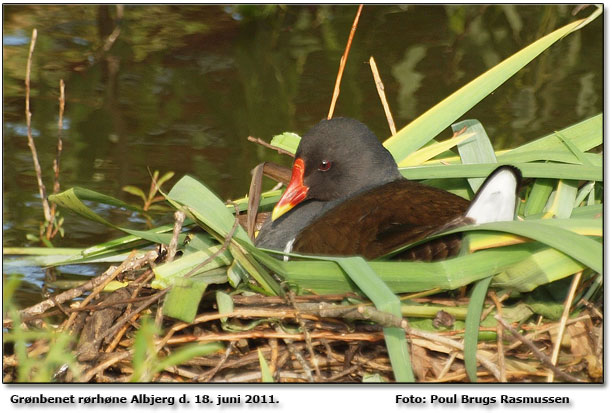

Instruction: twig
[547,271,583,382]
[325,360,364,382]
[327,4,364,119]
[200,342,235,382]
[231,293,357,306]
[166,330,384,345]
[46,79,65,239]
[105,270,156,353]
[247,136,294,157]
[12,249,158,323]
[436,351,458,380]
[286,290,321,380]
[269,338,279,376]
[494,315,582,383]
[80,351,131,383]
[85,289,167,356]
[488,291,506,382]
[61,251,141,331]
[505,314,591,351]
[25,28,52,224]
[355,305,501,380]
[215,371,308,383]
[167,211,185,262]
[274,325,314,382]
[369,56,396,135]
[247,163,265,241]
[480,292,509,320]
[181,203,240,279]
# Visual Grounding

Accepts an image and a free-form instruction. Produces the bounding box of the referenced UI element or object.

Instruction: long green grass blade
[464,276,493,382]
[155,342,224,375]
[258,349,275,382]
[163,277,210,322]
[167,176,280,295]
[544,180,579,219]
[335,257,414,382]
[503,114,602,158]
[168,175,251,245]
[525,178,555,217]
[400,163,601,181]
[493,247,585,292]
[397,132,473,167]
[454,120,497,191]
[429,220,601,274]
[152,246,232,289]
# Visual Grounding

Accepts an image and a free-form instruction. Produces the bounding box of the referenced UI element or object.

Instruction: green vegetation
[3,6,602,383]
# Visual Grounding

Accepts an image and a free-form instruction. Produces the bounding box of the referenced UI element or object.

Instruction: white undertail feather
[466,168,518,224]
[283,238,295,262]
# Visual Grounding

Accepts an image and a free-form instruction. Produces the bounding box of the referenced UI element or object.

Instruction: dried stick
[105,270,156,353]
[61,250,140,331]
[436,351,458,380]
[354,305,501,380]
[231,293,356,306]
[488,291,506,382]
[369,56,396,135]
[80,351,131,383]
[166,330,384,345]
[286,290,321,380]
[25,28,51,224]
[167,211,185,262]
[247,136,294,157]
[247,163,265,241]
[13,249,157,322]
[546,271,583,382]
[327,4,364,119]
[275,325,314,382]
[83,289,167,357]
[46,79,65,239]
[505,314,591,351]
[199,342,236,382]
[494,315,581,383]
[180,203,240,279]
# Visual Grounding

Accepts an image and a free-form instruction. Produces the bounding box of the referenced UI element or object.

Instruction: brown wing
[292,180,470,260]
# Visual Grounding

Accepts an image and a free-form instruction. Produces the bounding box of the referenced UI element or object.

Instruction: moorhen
[255,118,520,261]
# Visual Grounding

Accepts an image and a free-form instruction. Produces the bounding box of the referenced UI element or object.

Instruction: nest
[4,244,602,383]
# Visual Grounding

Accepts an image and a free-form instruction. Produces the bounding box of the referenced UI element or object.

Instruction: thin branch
[25,28,52,224]
[199,342,236,382]
[46,79,65,239]
[247,136,294,157]
[488,291,506,382]
[369,56,396,135]
[327,4,364,119]
[247,163,265,241]
[167,211,185,262]
[286,290,321,380]
[494,315,582,383]
[547,271,583,382]
[12,249,157,323]
[180,203,240,279]
[61,250,140,331]
[53,79,65,197]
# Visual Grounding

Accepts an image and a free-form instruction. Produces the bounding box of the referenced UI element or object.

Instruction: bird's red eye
[318,160,332,171]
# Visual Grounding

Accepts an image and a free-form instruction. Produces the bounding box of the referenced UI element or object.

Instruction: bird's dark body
[255,117,518,262]
[291,179,470,260]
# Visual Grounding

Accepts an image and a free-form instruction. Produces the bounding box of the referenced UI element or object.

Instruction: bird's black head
[272,117,401,220]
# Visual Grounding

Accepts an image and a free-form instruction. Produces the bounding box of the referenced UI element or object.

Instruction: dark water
[2,5,603,303]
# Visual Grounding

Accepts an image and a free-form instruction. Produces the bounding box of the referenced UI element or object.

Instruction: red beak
[271,158,309,221]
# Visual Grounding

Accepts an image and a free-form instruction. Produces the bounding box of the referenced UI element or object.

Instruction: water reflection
[2,5,602,253]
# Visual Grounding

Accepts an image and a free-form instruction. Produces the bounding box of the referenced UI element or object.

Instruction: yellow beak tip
[271,205,289,222]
